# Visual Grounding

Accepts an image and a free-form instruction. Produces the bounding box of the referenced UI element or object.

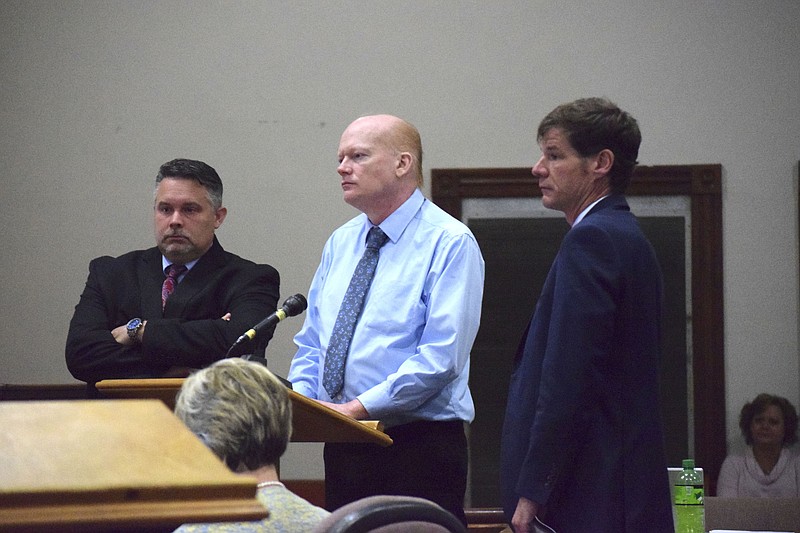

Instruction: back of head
[175,358,292,471]
[537,97,641,193]
[156,158,224,210]
[389,116,424,188]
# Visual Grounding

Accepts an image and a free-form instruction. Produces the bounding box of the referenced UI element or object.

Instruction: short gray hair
[175,358,292,471]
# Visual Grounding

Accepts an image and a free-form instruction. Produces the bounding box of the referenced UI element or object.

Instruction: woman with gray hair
[173,357,329,532]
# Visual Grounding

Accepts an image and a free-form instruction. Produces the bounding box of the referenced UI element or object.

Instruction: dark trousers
[324,420,468,525]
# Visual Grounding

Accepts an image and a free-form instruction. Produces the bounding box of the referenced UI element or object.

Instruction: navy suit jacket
[66,237,280,383]
[500,195,674,532]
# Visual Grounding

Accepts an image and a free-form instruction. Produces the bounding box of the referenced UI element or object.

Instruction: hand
[315,398,369,419]
[221,313,231,321]
[111,324,130,345]
[511,497,539,533]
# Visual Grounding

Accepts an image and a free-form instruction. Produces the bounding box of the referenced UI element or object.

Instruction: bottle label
[673,485,704,505]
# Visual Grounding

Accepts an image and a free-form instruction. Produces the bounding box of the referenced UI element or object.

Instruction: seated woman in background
[717,393,800,497]
[173,358,330,532]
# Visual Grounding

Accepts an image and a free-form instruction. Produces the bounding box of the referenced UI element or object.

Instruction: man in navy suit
[66,159,280,384]
[500,98,674,532]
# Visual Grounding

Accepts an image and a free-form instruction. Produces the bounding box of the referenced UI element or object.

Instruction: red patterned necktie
[162,264,187,310]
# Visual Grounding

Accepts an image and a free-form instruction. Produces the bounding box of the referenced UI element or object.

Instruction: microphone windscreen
[282,293,308,316]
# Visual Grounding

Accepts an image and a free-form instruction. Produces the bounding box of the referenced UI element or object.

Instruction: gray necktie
[322,226,389,398]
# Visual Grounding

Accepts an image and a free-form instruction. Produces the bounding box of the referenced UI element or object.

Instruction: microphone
[228,293,308,353]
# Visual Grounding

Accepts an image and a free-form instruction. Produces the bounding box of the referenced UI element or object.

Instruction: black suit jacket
[66,237,280,383]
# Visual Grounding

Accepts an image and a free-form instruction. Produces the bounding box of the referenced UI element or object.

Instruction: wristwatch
[126,318,143,342]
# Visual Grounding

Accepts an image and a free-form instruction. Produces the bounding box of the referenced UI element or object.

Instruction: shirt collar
[573,194,609,226]
[161,256,199,274]
[364,188,425,243]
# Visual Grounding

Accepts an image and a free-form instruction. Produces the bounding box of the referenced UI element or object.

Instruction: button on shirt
[288,189,485,428]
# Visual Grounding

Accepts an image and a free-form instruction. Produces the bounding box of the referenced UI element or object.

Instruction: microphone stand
[240,333,293,389]
[229,292,308,390]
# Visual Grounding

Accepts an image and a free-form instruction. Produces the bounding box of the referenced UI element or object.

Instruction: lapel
[139,247,167,319]
[162,237,227,318]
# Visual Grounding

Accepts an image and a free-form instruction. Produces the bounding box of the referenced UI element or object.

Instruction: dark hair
[156,158,223,210]
[537,97,641,194]
[738,393,799,446]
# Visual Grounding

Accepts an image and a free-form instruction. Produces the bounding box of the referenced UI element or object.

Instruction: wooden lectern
[0,399,267,532]
[94,378,393,446]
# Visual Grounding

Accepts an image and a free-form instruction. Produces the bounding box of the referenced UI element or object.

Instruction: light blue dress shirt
[161,256,199,281]
[288,189,485,427]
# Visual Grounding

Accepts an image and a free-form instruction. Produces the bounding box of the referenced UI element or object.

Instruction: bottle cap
[682,458,695,469]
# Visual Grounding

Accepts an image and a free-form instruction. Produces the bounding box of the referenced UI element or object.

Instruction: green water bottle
[673,458,704,533]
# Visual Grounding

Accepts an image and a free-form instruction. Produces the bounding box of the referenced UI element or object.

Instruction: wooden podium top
[95,378,393,447]
[0,399,267,532]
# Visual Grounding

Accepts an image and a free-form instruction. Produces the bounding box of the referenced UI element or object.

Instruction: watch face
[127,318,143,341]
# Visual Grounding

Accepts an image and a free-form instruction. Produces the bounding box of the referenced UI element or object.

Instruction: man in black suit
[66,159,280,384]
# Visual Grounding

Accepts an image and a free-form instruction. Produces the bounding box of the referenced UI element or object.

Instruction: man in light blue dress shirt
[287,114,485,524]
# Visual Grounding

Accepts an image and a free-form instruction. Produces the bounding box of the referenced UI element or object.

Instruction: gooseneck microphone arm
[225,293,308,357]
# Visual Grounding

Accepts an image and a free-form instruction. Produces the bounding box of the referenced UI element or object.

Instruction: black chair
[311,495,467,533]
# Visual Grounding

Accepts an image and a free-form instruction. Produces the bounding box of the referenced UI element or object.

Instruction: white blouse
[717,446,800,497]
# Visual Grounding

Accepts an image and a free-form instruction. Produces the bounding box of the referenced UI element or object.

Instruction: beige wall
[2,0,798,479]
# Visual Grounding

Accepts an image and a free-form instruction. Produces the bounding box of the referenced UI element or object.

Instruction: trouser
[323,419,469,525]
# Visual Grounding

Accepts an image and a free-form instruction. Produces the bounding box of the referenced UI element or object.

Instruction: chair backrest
[704,496,800,532]
[311,495,467,533]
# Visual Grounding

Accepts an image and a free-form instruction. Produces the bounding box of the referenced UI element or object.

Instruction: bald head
[345,115,423,187]
[337,114,425,224]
